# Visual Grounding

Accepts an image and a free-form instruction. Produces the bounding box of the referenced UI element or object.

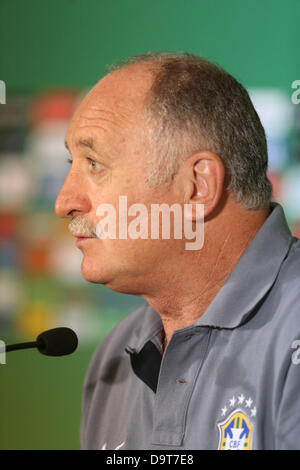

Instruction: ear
[184,151,225,220]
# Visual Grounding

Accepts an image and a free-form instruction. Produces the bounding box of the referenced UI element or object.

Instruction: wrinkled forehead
[68,65,153,139]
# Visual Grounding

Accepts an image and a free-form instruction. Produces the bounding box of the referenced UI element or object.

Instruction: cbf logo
[0,80,6,104]
[217,394,256,450]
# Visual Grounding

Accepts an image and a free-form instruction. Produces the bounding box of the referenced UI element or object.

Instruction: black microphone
[2,327,78,356]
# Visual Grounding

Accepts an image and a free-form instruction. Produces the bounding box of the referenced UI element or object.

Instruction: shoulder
[263,237,300,362]
[273,236,300,325]
[280,236,300,286]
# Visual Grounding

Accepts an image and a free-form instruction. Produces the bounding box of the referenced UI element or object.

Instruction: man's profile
[55,52,300,450]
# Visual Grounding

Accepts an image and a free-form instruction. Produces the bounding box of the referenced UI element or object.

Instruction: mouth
[73,235,96,247]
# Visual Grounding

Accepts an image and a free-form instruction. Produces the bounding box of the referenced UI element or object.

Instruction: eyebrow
[64,138,96,152]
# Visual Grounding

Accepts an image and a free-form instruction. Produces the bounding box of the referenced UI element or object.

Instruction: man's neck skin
[142,198,271,351]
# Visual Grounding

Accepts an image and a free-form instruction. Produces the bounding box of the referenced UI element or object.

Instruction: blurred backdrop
[0,0,299,449]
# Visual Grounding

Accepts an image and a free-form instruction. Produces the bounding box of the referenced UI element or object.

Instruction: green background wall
[1,0,299,93]
[0,0,299,449]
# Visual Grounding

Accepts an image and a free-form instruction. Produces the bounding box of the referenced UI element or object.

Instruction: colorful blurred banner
[0,89,145,342]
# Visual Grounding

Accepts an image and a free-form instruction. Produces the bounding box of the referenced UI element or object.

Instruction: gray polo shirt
[80,201,300,450]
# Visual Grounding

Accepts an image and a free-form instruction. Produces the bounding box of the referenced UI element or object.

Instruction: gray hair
[108,52,273,210]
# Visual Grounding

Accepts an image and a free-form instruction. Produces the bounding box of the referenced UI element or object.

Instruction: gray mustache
[68,216,97,237]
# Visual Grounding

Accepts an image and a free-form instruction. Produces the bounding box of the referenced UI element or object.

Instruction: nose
[55,171,91,218]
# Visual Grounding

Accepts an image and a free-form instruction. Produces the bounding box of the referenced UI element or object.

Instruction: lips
[73,235,96,247]
[75,235,94,239]
[76,237,95,246]
[72,233,95,239]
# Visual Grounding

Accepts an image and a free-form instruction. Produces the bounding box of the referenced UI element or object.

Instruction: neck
[142,202,271,349]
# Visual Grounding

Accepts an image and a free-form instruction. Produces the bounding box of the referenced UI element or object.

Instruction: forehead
[66,65,153,149]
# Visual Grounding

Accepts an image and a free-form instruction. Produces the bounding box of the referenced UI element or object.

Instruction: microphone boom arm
[5,341,37,353]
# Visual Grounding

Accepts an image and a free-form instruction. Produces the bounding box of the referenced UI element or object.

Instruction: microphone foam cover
[36,327,78,356]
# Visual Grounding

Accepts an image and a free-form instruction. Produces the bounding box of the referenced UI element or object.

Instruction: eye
[88,158,104,173]
[65,155,104,173]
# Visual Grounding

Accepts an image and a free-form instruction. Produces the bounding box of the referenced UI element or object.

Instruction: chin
[80,256,111,285]
[80,256,141,295]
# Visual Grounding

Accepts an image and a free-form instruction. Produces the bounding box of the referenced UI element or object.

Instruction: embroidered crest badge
[217,394,256,450]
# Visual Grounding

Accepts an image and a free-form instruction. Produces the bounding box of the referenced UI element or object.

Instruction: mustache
[68,216,98,237]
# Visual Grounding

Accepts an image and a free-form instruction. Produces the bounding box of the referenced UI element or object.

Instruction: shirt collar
[195,201,294,328]
[127,201,295,351]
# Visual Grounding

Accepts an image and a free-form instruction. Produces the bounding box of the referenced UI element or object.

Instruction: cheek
[80,237,159,266]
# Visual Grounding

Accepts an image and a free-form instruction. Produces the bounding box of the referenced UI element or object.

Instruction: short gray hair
[109,52,273,210]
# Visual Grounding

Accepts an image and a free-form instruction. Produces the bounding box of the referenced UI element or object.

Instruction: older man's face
[55,65,180,293]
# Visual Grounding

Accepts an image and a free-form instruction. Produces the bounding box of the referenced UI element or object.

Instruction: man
[55,52,300,450]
